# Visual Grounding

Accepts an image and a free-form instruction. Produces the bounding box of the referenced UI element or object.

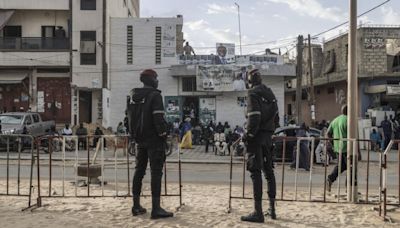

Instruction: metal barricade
[27,134,183,211]
[227,135,378,213]
[0,134,35,210]
[379,139,400,221]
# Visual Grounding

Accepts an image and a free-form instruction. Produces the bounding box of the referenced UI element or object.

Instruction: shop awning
[0,10,15,31]
[0,72,28,84]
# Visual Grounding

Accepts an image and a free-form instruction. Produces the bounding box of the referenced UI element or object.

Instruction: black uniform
[246,84,278,203]
[130,87,167,198]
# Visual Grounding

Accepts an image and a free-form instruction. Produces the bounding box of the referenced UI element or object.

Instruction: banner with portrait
[215,43,235,64]
[164,96,181,123]
[196,65,253,92]
[199,97,216,125]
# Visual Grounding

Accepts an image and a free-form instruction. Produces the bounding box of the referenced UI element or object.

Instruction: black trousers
[246,131,276,202]
[132,144,165,197]
[328,153,357,185]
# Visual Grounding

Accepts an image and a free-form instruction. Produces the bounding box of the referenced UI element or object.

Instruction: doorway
[79,90,92,124]
[182,96,199,125]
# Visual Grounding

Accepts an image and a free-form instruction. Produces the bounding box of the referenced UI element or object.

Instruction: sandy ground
[0,180,399,228]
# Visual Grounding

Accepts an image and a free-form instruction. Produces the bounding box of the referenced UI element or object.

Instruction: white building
[0,0,139,125]
[106,16,295,130]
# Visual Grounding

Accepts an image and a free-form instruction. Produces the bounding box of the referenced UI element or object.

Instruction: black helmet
[247,69,261,88]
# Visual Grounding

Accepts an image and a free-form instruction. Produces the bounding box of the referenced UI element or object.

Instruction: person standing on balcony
[183,41,195,56]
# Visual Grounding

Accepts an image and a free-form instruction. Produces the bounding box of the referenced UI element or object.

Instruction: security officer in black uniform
[241,69,278,223]
[129,69,173,219]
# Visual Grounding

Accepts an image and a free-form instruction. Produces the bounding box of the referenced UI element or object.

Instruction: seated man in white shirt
[214,132,228,155]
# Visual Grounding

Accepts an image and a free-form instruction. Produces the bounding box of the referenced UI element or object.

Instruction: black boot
[241,200,264,223]
[151,197,173,219]
[132,196,147,216]
[265,198,276,220]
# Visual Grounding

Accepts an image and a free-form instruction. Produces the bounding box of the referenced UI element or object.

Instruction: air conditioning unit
[80,41,96,53]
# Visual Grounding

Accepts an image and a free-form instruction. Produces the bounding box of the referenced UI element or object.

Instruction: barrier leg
[294,140,300,201]
[280,138,286,200]
[228,143,233,213]
[366,141,370,203]
[6,137,9,195]
[323,139,328,202]
[17,137,21,195]
[308,139,315,201]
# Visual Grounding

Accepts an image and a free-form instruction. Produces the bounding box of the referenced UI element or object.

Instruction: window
[182,77,197,92]
[32,114,40,123]
[24,115,32,125]
[155,26,162,64]
[327,87,335,94]
[80,31,96,65]
[287,104,292,116]
[41,26,55,38]
[81,0,96,10]
[127,26,133,64]
[3,26,21,37]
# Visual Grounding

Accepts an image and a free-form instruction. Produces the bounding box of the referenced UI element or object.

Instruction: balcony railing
[177,54,284,65]
[0,37,70,50]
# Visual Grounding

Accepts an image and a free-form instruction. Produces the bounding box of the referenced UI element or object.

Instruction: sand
[1,179,399,228]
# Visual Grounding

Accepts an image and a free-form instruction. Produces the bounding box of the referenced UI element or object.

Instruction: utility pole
[234,3,242,55]
[348,0,358,203]
[295,35,304,125]
[308,34,316,127]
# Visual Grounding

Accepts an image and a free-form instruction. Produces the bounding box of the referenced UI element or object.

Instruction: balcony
[0,37,70,51]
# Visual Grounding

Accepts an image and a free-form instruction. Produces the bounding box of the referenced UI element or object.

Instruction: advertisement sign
[199,98,216,125]
[162,24,176,57]
[215,43,235,64]
[196,65,253,91]
[164,96,181,123]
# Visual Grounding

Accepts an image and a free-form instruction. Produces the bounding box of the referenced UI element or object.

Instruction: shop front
[165,96,216,125]
[0,72,30,113]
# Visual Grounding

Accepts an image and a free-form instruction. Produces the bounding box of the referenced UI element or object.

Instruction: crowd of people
[168,118,246,156]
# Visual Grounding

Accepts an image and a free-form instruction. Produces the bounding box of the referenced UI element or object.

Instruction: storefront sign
[199,98,216,124]
[196,65,252,92]
[387,85,400,95]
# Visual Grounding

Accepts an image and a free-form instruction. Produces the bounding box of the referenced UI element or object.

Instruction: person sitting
[370,128,383,152]
[61,123,73,135]
[214,132,228,155]
[76,123,88,150]
[60,124,74,151]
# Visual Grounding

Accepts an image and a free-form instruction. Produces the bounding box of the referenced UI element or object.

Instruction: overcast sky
[141,0,400,55]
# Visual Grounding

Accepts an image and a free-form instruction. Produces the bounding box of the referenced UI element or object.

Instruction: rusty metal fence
[0,134,183,211]
[227,136,383,213]
[379,139,400,221]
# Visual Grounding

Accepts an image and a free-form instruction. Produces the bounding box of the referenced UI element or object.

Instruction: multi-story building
[0,0,139,125]
[285,25,400,125]
[106,16,296,130]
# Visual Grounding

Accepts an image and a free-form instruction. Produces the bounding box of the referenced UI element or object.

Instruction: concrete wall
[71,0,103,89]
[0,0,69,10]
[106,17,183,129]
